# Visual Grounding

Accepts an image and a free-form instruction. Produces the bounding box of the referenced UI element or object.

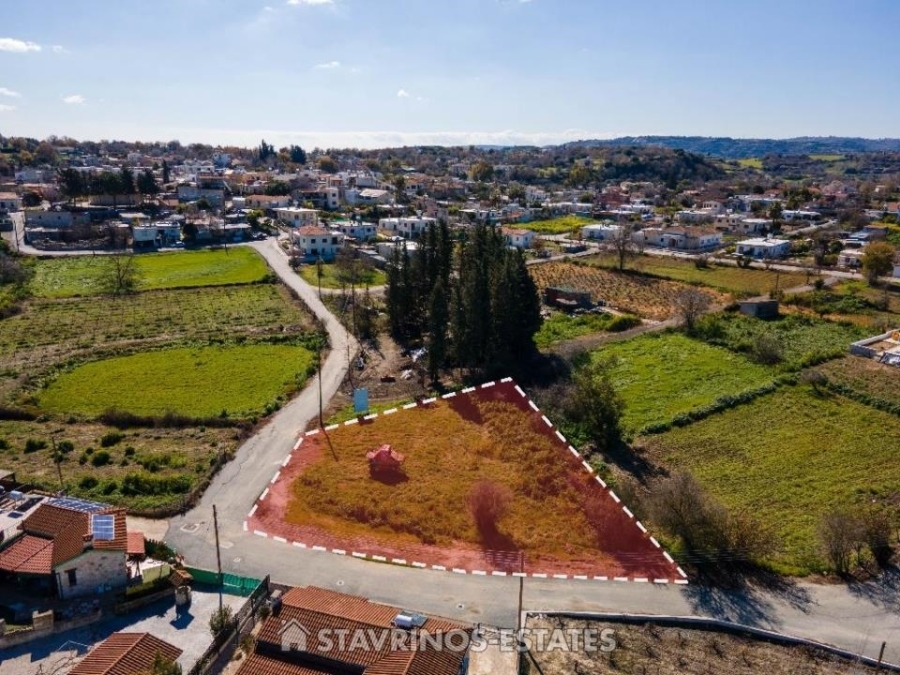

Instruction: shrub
[79,476,99,490]
[467,480,512,532]
[100,432,125,448]
[56,440,75,455]
[209,606,235,639]
[0,438,8,451]
[24,438,47,454]
[91,450,112,467]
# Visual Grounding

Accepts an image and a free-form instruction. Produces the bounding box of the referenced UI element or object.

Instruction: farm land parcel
[249,381,681,580]
[0,248,318,513]
[643,385,900,575]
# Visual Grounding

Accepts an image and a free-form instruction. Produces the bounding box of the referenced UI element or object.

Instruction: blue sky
[0,0,897,148]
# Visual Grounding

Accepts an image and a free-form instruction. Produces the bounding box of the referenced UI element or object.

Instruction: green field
[534,312,641,348]
[0,285,311,390]
[809,154,845,162]
[643,386,900,574]
[297,262,386,289]
[819,356,900,409]
[40,343,316,418]
[594,332,775,434]
[519,215,594,235]
[694,312,868,370]
[737,158,763,169]
[31,248,269,297]
[586,253,806,296]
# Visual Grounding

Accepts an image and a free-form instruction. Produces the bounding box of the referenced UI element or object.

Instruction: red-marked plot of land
[249,381,680,580]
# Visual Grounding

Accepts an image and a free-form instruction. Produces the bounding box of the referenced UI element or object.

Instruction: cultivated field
[518,214,593,234]
[529,261,726,320]
[818,356,900,408]
[39,343,316,418]
[642,386,900,575]
[0,247,320,512]
[595,332,775,434]
[297,262,386,289]
[695,312,868,371]
[252,382,676,578]
[526,616,883,674]
[585,253,807,296]
[30,248,269,297]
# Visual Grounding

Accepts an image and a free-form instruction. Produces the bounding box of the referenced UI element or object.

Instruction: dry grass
[529,261,727,320]
[288,397,607,558]
[526,617,883,674]
[818,356,900,408]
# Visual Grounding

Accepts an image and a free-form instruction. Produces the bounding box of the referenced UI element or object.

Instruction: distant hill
[561,136,900,159]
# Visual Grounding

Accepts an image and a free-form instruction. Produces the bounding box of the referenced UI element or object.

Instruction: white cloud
[287,0,333,5]
[0,104,16,112]
[314,60,341,69]
[0,87,21,98]
[0,38,41,53]
[397,89,410,98]
[62,94,86,105]
[51,45,69,54]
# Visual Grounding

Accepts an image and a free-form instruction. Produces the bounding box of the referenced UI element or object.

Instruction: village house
[235,586,471,675]
[838,248,865,269]
[735,218,772,235]
[0,193,22,212]
[274,207,319,228]
[247,194,292,212]
[0,497,139,599]
[501,226,535,249]
[378,215,436,239]
[581,223,622,241]
[639,226,722,251]
[735,237,792,259]
[290,226,344,261]
[332,219,377,242]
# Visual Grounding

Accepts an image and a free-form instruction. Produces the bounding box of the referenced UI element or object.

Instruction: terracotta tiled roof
[252,587,470,675]
[70,632,183,675]
[237,653,332,675]
[126,531,146,557]
[23,504,89,567]
[0,534,55,574]
[295,226,332,237]
[93,509,128,552]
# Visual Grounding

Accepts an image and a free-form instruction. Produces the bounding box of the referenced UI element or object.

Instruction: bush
[56,440,75,455]
[24,438,47,454]
[91,450,112,467]
[466,480,512,532]
[100,432,125,447]
[209,606,235,639]
[79,476,99,489]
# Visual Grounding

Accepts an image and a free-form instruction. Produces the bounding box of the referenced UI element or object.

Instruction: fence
[186,572,270,675]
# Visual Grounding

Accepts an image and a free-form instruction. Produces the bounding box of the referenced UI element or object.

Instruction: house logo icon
[279,619,310,652]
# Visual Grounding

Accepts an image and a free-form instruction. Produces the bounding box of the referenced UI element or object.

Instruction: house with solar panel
[0,496,138,599]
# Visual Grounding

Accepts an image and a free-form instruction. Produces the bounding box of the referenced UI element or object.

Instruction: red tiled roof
[237,653,332,675]
[126,531,145,557]
[23,504,89,567]
[0,534,54,574]
[294,226,332,237]
[70,633,182,675]
[253,587,470,675]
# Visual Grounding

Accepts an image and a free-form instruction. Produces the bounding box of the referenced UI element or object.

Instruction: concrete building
[275,207,319,228]
[735,237,792,259]
[290,226,344,261]
[0,193,22,212]
[378,215,436,239]
[501,227,535,249]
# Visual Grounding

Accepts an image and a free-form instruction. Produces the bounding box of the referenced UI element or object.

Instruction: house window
[67,569,77,586]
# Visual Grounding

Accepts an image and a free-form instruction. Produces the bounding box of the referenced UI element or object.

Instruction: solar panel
[47,496,108,513]
[92,514,115,541]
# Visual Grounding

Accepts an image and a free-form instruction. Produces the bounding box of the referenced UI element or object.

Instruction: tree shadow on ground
[846,565,900,614]
[368,468,409,486]
[604,438,668,484]
[682,565,816,629]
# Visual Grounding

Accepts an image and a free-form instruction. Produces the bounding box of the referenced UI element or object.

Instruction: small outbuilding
[738,300,780,320]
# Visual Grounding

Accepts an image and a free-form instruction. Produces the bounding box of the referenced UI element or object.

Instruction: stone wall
[56,549,127,600]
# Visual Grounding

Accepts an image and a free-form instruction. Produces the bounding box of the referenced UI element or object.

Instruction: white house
[376,238,419,260]
[0,193,22,212]
[248,194,292,211]
[736,218,772,234]
[332,220,377,242]
[735,237,792,259]
[838,249,865,269]
[501,227,535,249]
[378,216,436,239]
[291,226,344,261]
[275,207,319,228]
[581,223,623,241]
[640,227,722,251]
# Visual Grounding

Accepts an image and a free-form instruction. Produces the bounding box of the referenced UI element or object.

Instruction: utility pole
[213,504,223,612]
[52,437,64,494]
[317,346,324,429]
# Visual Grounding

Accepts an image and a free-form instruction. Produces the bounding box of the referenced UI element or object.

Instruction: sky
[0,0,898,149]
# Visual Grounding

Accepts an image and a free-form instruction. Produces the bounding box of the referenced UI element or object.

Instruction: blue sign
[353,388,369,414]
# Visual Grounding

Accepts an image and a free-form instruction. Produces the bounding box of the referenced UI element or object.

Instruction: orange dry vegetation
[286,398,605,558]
[529,262,727,320]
